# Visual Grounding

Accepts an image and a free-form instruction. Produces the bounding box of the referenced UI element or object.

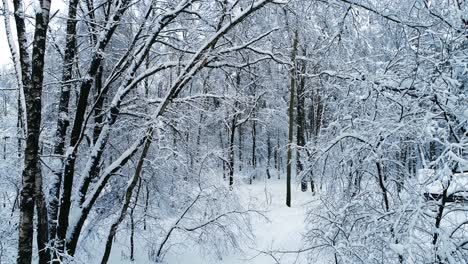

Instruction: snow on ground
[109,179,317,264]
[164,179,316,264]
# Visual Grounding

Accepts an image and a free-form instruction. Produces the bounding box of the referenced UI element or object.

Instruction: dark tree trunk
[31,0,52,259]
[250,77,257,178]
[56,1,132,252]
[266,132,271,179]
[48,0,79,248]
[307,80,324,193]
[376,161,389,211]
[219,130,227,180]
[286,31,298,207]
[229,117,237,187]
[79,64,106,206]
[16,93,23,158]
[13,1,35,262]
[35,172,50,264]
[129,212,135,261]
[252,120,257,170]
[432,180,449,263]
[143,183,149,231]
[129,178,142,261]
[249,118,257,185]
[296,49,307,192]
[14,0,52,262]
[238,124,243,172]
[276,130,281,179]
[397,145,406,193]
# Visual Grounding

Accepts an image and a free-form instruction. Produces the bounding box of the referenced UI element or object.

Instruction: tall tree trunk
[286,31,298,207]
[307,83,324,193]
[129,178,141,262]
[48,0,79,248]
[376,161,389,211]
[252,120,257,170]
[14,0,52,262]
[35,168,50,264]
[228,117,237,187]
[13,1,34,261]
[238,124,243,172]
[266,132,271,179]
[81,64,106,206]
[275,129,281,179]
[432,180,449,263]
[219,130,227,180]
[314,93,323,138]
[250,75,257,175]
[296,49,307,192]
[143,183,149,231]
[31,0,52,260]
[56,0,132,252]
[129,211,135,261]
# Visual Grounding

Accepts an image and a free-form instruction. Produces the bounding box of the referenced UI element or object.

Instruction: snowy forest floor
[109,179,317,264]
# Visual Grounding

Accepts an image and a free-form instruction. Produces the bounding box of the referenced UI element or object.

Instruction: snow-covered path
[108,179,316,264]
[166,179,316,264]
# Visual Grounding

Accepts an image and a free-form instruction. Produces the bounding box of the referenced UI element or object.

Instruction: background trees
[0,0,466,263]
[298,1,468,263]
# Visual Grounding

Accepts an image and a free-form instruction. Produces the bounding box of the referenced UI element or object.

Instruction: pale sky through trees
[1,20,11,65]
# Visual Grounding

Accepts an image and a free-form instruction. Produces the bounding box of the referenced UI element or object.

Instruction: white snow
[108,179,317,264]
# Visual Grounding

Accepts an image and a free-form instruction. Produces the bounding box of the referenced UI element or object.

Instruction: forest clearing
[0,0,467,263]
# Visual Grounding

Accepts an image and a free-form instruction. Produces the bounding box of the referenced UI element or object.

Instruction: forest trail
[109,179,317,264]
[166,179,317,264]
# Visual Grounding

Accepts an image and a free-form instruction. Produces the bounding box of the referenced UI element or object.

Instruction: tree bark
[266,132,271,179]
[129,178,141,261]
[286,31,298,207]
[238,122,243,172]
[229,117,237,187]
[14,0,52,262]
[296,48,307,192]
[31,0,52,260]
[432,180,449,263]
[13,1,34,262]
[376,161,389,212]
[48,0,79,248]
[252,120,257,169]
